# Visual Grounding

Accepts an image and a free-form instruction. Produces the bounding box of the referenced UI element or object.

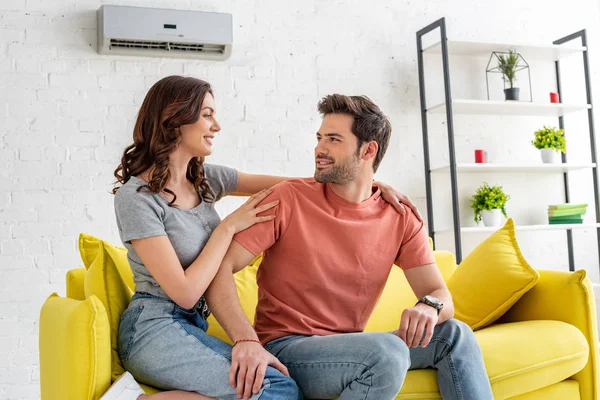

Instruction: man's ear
[361,141,379,162]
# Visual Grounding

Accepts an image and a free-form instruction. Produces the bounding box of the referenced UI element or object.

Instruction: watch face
[424,295,443,309]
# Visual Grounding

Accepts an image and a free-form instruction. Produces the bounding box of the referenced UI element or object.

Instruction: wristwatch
[417,295,444,315]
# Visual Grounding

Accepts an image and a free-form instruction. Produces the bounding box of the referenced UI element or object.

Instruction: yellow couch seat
[396,320,589,399]
[40,243,600,400]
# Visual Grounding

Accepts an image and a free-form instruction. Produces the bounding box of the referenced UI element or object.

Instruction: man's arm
[404,263,454,323]
[397,263,455,349]
[205,240,258,342]
[205,241,289,400]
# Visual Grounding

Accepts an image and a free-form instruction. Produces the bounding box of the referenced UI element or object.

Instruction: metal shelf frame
[416,17,599,271]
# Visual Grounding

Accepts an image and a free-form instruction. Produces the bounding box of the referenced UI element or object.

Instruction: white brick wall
[1,0,600,398]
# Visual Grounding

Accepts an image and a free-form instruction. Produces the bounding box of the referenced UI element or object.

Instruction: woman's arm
[131,189,277,309]
[231,171,423,221]
[132,223,236,309]
[230,172,291,196]
[232,171,422,221]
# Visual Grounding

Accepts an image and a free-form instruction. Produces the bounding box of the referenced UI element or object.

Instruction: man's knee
[263,366,302,399]
[438,318,480,351]
[365,333,410,379]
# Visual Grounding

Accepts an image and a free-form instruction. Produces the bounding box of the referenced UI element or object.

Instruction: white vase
[481,209,503,227]
[540,148,561,164]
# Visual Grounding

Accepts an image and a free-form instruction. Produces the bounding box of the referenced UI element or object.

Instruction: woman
[103,76,419,400]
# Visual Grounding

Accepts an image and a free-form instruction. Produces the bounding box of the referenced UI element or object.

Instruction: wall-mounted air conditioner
[97,5,232,61]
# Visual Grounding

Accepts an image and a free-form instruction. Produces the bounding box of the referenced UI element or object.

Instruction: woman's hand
[376,181,423,222]
[222,188,279,234]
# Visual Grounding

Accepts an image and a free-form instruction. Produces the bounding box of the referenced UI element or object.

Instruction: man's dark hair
[317,94,391,172]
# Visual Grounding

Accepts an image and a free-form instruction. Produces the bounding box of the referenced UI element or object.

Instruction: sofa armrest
[40,293,111,400]
[67,268,86,300]
[500,269,599,400]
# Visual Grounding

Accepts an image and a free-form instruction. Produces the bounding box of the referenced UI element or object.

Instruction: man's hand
[397,303,439,348]
[230,342,290,400]
[376,181,423,222]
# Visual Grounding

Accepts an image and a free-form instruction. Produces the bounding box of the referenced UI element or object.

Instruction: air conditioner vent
[109,39,226,55]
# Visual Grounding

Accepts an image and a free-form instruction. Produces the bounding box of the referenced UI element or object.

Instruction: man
[205,94,493,400]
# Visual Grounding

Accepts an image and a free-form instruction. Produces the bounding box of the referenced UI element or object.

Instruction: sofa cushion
[66,267,86,301]
[397,369,441,399]
[506,380,580,400]
[478,320,588,399]
[394,321,587,399]
[79,232,135,290]
[39,293,112,400]
[500,269,599,400]
[447,218,539,330]
[84,240,134,381]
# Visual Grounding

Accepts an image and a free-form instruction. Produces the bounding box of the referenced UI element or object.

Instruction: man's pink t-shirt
[233,178,435,344]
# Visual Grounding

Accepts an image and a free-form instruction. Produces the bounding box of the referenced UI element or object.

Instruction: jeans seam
[363,371,371,400]
[119,304,144,362]
[429,336,463,399]
[283,361,371,368]
[172,318,231,365]
[445,352,463,400]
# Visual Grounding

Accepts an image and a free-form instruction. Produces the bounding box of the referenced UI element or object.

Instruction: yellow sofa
[40,246,599,399]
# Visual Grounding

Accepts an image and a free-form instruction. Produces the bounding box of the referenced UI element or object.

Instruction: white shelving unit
[423,39,586,61]
[417,18,598,269]
[436,223,600,234]
[427,99,591,116]
[431,163,597,174]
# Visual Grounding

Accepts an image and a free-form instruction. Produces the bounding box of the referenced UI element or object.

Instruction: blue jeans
[265,319,493,400]
[118,293,302,400]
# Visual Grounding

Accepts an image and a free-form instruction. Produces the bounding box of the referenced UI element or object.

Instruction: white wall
[1,0,600,398]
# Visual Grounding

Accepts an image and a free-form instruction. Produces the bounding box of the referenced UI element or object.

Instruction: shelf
[437,223,600,234]
[427,99,592,116]
[431,163,596,174]
[423,40,586,61]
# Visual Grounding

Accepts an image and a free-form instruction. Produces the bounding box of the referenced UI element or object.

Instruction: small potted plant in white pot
[498,50,520,101]
[531,125,566,164]
[470,182,510,227]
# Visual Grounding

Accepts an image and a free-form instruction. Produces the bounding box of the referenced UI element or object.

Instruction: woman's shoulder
[114,177,162,209]
[203,163,236,178]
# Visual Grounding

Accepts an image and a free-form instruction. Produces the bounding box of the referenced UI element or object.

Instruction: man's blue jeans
[265,318,494,400]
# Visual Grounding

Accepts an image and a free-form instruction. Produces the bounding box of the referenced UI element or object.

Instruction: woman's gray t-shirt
[114,163,238,299]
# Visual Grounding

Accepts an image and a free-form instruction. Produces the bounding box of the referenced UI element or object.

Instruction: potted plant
[470,182,510,227]
[497,50,520,101]
[531,125,566,164]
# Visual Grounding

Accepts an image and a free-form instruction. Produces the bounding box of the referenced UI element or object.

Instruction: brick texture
[1,0,600,398]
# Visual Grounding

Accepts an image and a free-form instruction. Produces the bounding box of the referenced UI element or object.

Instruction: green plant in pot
[531,125,566,164]
[470,182,510,227]
[497,50,520,101]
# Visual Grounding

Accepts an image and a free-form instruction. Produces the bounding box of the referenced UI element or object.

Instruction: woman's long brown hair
[113,76,214,206]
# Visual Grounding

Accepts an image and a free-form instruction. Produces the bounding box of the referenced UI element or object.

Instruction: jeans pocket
[118,303,145,362]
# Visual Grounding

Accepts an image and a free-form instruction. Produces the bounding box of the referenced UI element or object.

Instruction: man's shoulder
[271,178,322,197]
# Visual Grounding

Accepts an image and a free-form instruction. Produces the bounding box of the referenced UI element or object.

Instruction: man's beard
[314,152,360,184]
